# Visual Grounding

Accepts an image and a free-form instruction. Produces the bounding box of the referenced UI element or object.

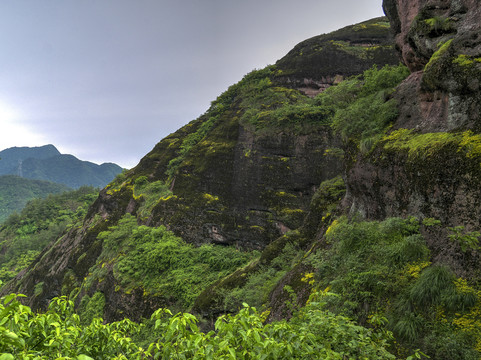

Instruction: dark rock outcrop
[344,0,481,274]
[276,17,400,97]
[381,0,481,131]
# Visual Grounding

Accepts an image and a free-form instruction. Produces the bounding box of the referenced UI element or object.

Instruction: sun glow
[0,100,46,149]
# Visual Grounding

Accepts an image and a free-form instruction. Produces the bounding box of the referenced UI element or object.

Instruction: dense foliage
[0,290,395,359]
[318,64,409,150]
[199,63,409,141]
[0,187,98,285]
[82,214,259,309]
[0,175,70,223]
[306,216,481,359]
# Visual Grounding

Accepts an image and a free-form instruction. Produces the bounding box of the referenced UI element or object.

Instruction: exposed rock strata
[275,17,400,96]
[344,0,481,274]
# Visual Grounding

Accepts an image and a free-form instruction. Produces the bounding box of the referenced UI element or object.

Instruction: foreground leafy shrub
[0,294,139,359]
[0,290,395,359]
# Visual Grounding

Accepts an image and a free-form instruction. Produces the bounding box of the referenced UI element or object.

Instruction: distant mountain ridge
[0,145,60,176]
[0,145,123,189]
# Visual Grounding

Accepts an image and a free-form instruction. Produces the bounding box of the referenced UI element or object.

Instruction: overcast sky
[0,0,384,168]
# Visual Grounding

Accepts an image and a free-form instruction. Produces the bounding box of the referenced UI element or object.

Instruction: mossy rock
[348,128,481,230]
[276,17,399,86]
[302,175,346,239]
[267,262,316,322]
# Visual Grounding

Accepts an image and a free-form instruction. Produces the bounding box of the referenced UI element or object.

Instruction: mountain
[0,145,123,189]
[1,16,399,314]
[3,4,481,358]
[0,175,70,223]
[275,17,398,96]
[0,145,61,175]
[347,0,481,252]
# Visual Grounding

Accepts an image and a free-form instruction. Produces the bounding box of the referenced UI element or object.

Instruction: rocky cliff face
[382,0,481,131]
[1,18,399,320]
[276,17,399,97]
[345,0,481,273]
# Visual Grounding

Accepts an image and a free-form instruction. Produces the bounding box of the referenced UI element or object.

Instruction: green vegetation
[245,103,330,131]
[0,175,71,223]
[194,63,409,144]
[321,64,409,148]
[382,128,481,162]
[451,53,481,78]
[382,129,457,157]
[409,11,456,41]
[220,239,301,312]
[448,226,481,253]
[327,39,390,60]
[425,39,453,70]
[306,216,481,359]
[0,291,395,359]
[165,67,282,178]
[0,187,98,285]
[168,65,330,136]
[239,75,328,132]
[133,177,171,218]
[84,214,258,308]
[166,114,221,178]
[78,292,106,326]
[423,16,453,33]
[0,145,122,190]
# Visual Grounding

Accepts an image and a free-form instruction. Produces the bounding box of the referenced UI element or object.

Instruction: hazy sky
[0,0,384,168]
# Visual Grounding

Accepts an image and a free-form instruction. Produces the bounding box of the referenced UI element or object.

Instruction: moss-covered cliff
[280,0,481,357]
[3,2,481,357]
[346,0,481,263]
[0,17,399,322]
[276,17,399,96]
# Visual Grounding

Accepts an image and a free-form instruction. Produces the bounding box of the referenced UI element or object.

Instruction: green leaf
[76,355,95,360]
[228,348,236,359]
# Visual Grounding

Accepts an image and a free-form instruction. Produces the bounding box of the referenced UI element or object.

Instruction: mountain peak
[0,145,122,188]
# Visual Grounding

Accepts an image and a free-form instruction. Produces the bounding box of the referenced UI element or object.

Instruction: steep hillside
[3,3,481,357]
[276,17,399,96]
[259,1,481,358]
[0,175,70,223]
[0,145,123,189]
[346,0,481,266]
[0,17,399,321]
